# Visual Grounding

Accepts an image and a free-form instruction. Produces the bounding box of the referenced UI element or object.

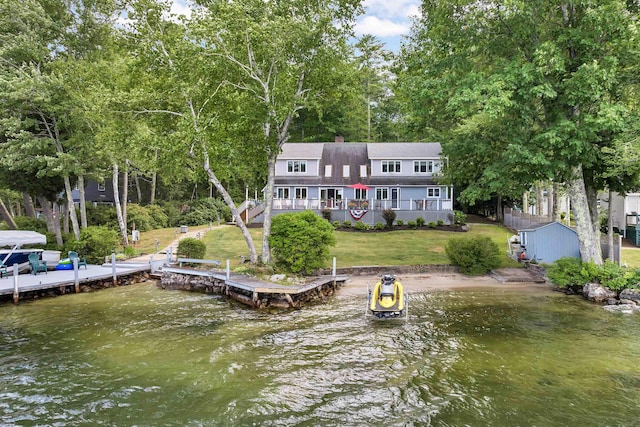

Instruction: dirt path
[338,273,550,296]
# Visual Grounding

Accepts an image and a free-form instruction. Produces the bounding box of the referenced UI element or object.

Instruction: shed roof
[519,221,577,233]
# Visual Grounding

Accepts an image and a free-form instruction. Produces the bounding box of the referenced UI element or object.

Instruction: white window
[414,160,438,173]
[376,188,389,200]
[360,165,367,178]
[355,189,368,199]
[427,188,441,198]
[295,188,307,199]
[343,165,350,178]
[287,160,307,173]
[325,165,332,177]
[381,160,401,173]
[97,182,106,192]
[276,188,290,199]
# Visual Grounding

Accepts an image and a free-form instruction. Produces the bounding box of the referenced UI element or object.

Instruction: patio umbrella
[347,183,371,190]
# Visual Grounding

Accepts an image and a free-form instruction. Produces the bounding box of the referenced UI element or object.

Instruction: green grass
[622,247,640,268]
[132,225,212,255]
[197,223,520,269]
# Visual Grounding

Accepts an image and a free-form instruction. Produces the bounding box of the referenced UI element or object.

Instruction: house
[517,222,581,264]
[603,192,640,245]
[255,141,454,224]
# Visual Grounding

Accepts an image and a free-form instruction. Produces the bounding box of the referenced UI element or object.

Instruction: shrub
[269,210,336,275]
[85,205,117,228]
[127,204,154,232]
[407,220,417,229]
[66,226,120,264]
[354,221,368,231]
[13,216,47,234]
[375,222,385,230]
[396,220,404,226]
[180,198,231,226]
[437,219,444,226]
[428,221,436,228]
[445,236,501,275]
[147,204,169,229]
[177,237,207,259]
[454,210,467,225]
[342,220,352,228]
[332,221,341,229]
[382,209,396,228]
[321,208,332,222]
[416,217,425,227]
[546,257,594,288]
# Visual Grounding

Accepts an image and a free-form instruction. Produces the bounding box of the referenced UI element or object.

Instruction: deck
[0,262,153,302]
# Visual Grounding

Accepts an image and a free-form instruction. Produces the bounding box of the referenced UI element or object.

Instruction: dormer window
[287,160,307,173]
[382,160,401,173]
[414,160,439,173]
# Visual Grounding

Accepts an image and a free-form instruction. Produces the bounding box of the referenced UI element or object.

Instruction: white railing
[271,198,453,211]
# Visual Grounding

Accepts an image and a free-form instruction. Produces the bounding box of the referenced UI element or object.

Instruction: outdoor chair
[0,263,6,278]
[28,253,47,275]
[68,251,88,269]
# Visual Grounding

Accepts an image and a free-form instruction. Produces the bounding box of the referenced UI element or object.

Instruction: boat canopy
[0,230,47,248]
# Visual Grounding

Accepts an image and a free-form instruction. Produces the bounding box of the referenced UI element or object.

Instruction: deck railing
[271,198,453,211]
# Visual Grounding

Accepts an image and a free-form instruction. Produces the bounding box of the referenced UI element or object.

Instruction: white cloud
[362,0,420,20]
[355,16,409,37]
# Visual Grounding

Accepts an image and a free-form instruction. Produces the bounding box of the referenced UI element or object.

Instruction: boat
[0,230,47,273]
[367,274,408,320]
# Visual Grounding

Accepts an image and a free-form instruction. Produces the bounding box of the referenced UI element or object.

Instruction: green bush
[342,220,352,228]
[332,221,341,229]
[437,219,444,226]
[321,208,332,222]
[375,222,385,230]
[445,236,501,275]
[408,220,417,229]
[147,204,169,229]
[177,237,207,259]
[180,198,231,226]
[416,217,425,227]
[382,209,396,228]
[127,204,154,232]
[269,210,337,275]
[396,220,404,226]
[13,216,47,233]
[85,205,117,228]
[454,210,467,225]
[66,226,120,264]
[428,221,436,228]
[546,257,594,288]
[354,221,368,231]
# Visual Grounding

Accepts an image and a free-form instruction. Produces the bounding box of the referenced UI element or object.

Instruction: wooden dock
[160,267,349,309]
[0,262,155,303]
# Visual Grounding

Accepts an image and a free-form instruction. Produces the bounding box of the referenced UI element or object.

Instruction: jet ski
[367,274,408,319]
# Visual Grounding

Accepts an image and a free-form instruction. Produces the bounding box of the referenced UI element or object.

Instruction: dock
[0,262,154,303]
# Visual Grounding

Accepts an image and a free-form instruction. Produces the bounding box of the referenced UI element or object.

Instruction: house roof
[279,143,324,159]
[367,142,442,159]
[519,221,577,233]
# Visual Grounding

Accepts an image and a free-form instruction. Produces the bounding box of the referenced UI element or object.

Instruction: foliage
[354,221,368,231]
[547,257,640,291]
[177,238,206,260]
[342,221,352,228]
[146,204,169,229]
[66,226,120,264]
[382,209,396,228]
[321,208,332,222]
[180,198,231,226]
[428,221,436,228]
[269,211,337,275]
[332,221,341,229]
[127,204,154,232]
[437,219,444,226]
[445,236,501,275]
[396,220,404,227]
[407,220,417,229]
[416,217,425,227]
[375,222,385,230]
[85,205,118,228]
[12,216,48,234]
[454,211,467,225]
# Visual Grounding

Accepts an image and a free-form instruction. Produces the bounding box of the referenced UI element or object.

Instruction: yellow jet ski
[368,274,408,319]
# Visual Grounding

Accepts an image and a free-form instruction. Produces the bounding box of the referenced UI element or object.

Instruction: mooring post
[332,257,336,278]
[166,246,172,265]
[150,255,155,274]
[111,253,117,285]
[73,257,79,293]
[12,264,19,304]
[226,259,230,280]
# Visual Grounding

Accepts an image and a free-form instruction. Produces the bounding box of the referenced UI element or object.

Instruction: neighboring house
[254,141,454,224]
[518,222,581,264]
[71,180,117,205]
[604,192,640,245]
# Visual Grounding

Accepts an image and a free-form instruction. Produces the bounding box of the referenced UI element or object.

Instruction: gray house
[255,141,454,224]
[518,222,581,263]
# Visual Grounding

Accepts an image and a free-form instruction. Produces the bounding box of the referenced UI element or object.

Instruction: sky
[166,0,421,54]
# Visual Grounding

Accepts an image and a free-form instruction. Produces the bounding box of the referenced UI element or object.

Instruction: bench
[178,258,221,268]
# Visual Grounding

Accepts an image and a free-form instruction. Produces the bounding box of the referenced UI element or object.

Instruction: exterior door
[391,188,399,209]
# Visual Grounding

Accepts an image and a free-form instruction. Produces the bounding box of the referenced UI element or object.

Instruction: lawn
[197,223,521,269]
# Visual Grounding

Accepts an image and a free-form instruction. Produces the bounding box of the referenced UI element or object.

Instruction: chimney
[335,135,344,143]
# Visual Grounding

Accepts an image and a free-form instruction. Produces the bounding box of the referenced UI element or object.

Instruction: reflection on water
[1,283,640,426]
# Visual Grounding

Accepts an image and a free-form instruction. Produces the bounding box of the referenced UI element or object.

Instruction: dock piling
[73,258,80,293]
[12,264,19,304]
[111,253,117,285]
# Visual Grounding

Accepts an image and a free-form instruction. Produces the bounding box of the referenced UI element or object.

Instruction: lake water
[1,282,640,426]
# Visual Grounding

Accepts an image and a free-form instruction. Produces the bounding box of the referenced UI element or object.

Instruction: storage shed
[518,222,580,264]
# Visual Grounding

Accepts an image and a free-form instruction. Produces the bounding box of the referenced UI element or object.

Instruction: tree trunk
[522,191,529,214]
[569,166,603,264]
[553,182,562,222]
[122,159,129,229]
[150,149,158,205]
[536,185,544,216]
[607,188,615,261]
[78,175,87,228]
[496,194,503,223]
[63,176,80,240]
[134,173,143,204]
[201,147,258,263]
[22,193,36,218]
[51,201,63,246]
[63,202,70,234]
[547,184,554,220]
[261,156,276,264]
[0,197,17,229]
[113,163,129,246]
[37,197,55,233]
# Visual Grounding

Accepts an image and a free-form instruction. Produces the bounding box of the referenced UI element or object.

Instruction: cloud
[355,16,409,37]
[362,0,421,20]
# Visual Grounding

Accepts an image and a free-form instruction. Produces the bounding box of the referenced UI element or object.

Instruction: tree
[396,0,640,264]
